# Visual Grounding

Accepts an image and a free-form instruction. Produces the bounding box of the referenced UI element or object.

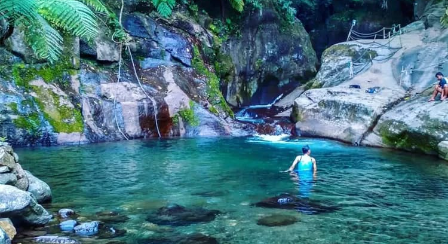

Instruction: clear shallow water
[15,136,448,244]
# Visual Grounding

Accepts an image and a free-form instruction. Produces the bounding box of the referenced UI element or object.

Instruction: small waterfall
[235,94,283,123]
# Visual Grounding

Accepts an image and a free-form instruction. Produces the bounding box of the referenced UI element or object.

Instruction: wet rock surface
[145,204,221,226]
[254,194,340,215]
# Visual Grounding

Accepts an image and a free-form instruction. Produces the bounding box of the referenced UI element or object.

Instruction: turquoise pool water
[15,136,448,244]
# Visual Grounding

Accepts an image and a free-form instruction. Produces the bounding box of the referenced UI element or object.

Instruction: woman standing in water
[285,145,317,199]
[285,145,317,175]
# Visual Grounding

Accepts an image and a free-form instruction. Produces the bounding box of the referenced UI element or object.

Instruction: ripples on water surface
[15,136,448,244]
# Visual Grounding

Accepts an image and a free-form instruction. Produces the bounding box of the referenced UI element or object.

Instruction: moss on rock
[378,121,439,154]
[192,45,234,117]
[31,86,83,133]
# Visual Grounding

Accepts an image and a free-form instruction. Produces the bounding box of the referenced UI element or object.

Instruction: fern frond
[152,0,176,18]
[0,0,39,24]
[229,0,244,12]
[22,15,63,63]
[78,0,109,13]
[37,0,98,40]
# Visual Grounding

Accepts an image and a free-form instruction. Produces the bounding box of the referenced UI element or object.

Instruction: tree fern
[152,0,176,18]
[24,15,63,61]
[0,0,39,24]
[37,0,98,40]
[229,0,244,12]
[78,0,109,13]
[0,0,100,63]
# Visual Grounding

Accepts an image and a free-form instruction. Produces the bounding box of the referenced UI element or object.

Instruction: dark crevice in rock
[358,96,407,146]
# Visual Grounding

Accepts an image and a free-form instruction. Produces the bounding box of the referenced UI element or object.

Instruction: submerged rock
[191,190,229,197]
[58,209,76,219]
[256,214,298,227]
[34,235,80,244]
[145,204,221,226]
[254,194,339,215]
[73,221,99,236]
[97,225,127,239]
[95,211,129,224]
[138,233,218,244]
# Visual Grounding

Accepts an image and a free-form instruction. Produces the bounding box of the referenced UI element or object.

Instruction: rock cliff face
[222,1,318,106]
[0,0,319,146]
[290,0,448,157]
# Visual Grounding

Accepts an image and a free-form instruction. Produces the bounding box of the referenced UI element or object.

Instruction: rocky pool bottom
[12,136,448,244]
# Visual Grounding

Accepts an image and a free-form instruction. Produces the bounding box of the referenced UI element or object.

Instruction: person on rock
[428,72,448,102]
[285,145,317,198]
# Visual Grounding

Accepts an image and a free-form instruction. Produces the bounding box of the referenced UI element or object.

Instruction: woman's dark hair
[302,145,310,154]
[436,72,444,77]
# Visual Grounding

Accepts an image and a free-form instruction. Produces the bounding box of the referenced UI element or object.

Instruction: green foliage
[12,60,75,90]
[0,137,6,143]
[192,46,234,117]
[245,0,263,9]
[229,0,244,12]
[0,0,101,63]
[277,0,297,23]
[13,112,42,137]
[174,101,199,126]
[7,103,19,113]
[78,0,108,12]
[442,8,448,27]
[152,0,176,18]
[32,86,84,133]
[188,3,199,19]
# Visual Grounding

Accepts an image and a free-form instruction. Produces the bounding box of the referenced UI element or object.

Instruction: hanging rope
[127,46,162,138]
[110,0,161,139]
[112,0,130,141]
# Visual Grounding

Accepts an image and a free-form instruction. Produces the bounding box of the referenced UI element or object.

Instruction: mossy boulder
[222,3,317,107]
[315,43,378,88]
[363,96,448,154]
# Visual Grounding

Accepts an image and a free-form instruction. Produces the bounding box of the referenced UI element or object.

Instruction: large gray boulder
[25,171,52,204]
[0,185,52,226]
[363,96,448,154]
[292,86,404,144]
